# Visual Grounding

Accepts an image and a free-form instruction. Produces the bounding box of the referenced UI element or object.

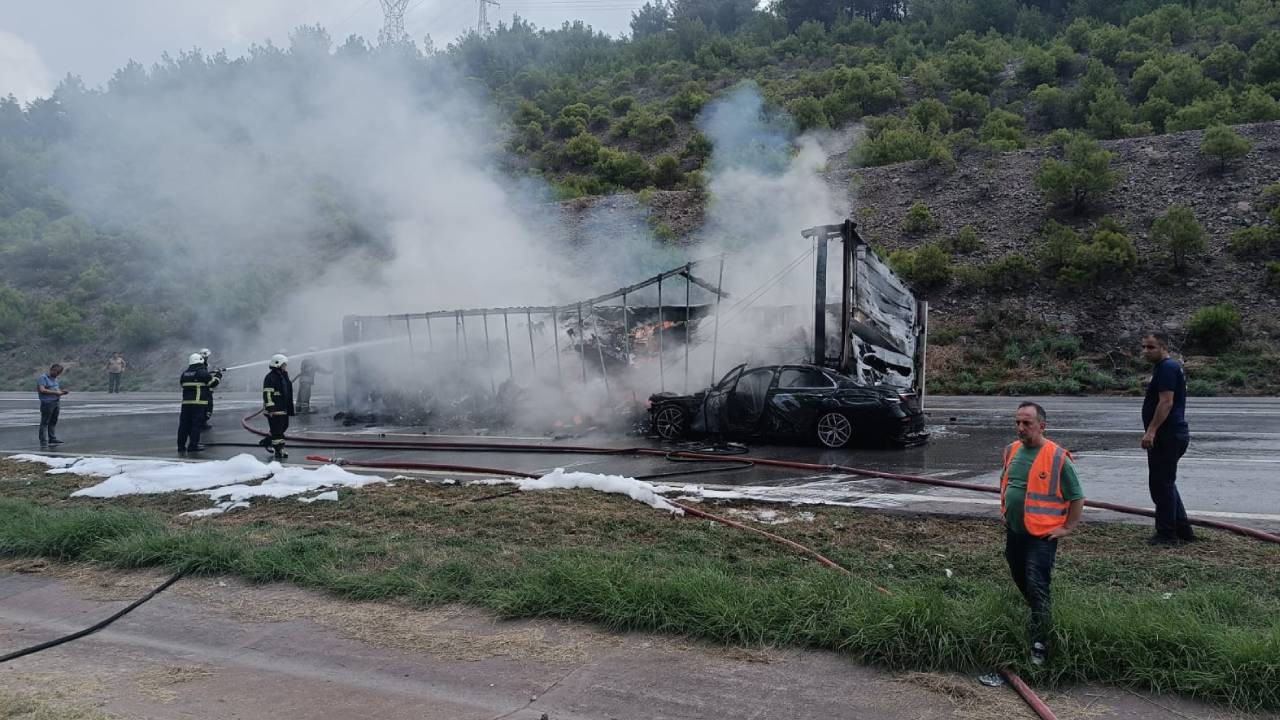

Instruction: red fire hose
[246,411,1280,720]
[243,412,1280,545]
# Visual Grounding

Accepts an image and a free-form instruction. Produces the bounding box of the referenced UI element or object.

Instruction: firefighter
[179,352,221,453]
[197,348,215,430]
[260,354,295,459]
[295,347,331,413]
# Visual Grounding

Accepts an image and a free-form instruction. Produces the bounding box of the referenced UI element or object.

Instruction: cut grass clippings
[0,459,1277,712]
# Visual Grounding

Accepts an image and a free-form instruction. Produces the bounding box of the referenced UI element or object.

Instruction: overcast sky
[1,0,642,102]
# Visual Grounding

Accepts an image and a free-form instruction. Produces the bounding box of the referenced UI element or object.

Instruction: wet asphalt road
[2,391,1278,528]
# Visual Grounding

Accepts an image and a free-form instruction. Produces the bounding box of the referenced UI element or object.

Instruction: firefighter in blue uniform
[179,352,221,453]
[260,354,295,459]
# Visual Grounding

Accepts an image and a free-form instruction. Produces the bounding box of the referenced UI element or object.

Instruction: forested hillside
[2,0,1279,392]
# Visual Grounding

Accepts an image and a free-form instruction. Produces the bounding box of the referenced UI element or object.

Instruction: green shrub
[890,243,952,290]
[1200,124,1253,172]
[587,105,611,130]
[681,132,713,165]
[1034,133,1118,214]
[1149,205,1208,271]
[670,83,709,120]
[0,283,25,344]
[948,226,982,254]
[551,115,586,139]
[1186,378,1217,396]
[978,109,1026,150]
[854,122,933,166]
[38,298,89,343]
[983,252,1037,290]
[113,305,163,348]
[1188,303,1243,354]
[908,99,951,132]
[653,154,683,189]
[948,90,990,128]
[595,148,651,190]
[1266,261,1280,290]
[1228,227,1275,258]
[1258,182,1280,211]
[562,132,603,167]
[921,141,953,172]
[789,95,828,131]
[518,122,544,151]
[609,96,636,115]
[1036,220,1082,272]
[553,174,607,200]
[512,100,549,128]
[901,202,938,235]
[1059,219,1138,287]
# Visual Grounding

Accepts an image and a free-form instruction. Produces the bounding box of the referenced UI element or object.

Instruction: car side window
[778,368,835,389]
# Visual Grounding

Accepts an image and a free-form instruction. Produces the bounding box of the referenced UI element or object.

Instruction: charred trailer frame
[801,220,928,406]
[337,260,729,418]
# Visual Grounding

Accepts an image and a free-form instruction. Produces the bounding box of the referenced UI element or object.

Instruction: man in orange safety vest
[1000,401,1085,666]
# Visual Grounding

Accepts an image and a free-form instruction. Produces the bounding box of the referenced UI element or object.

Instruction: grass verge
[0,459,1277,711]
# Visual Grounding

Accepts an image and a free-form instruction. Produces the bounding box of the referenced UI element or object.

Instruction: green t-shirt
[1004,444,1084,535]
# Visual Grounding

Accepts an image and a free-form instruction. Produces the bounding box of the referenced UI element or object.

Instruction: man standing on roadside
[1141,331,1194,545]
[37,364,70,448]
[1000,402,1085,666]
[105,352,126,393]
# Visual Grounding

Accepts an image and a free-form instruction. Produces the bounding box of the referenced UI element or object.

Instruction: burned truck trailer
[335,260,730,429]
[335,219,927,432]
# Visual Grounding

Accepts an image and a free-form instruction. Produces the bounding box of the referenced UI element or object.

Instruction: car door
[724,367,777,436]
[767,367,839,438]
[693,364,745,434]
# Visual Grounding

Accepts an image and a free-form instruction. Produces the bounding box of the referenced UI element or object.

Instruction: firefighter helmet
[198,348,211,359]
[188,352,204,365]
[270,354,288,369]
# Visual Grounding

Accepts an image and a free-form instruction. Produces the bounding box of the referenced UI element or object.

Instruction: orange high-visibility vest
[1000,439,1073,537]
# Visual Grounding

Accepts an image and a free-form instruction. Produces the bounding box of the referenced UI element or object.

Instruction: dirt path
[0,562,1259,720]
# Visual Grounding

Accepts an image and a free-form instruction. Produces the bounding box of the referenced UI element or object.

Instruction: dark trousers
[108,373,122,393]
[1147,435,1192,539]
[178,405,206,450]
[203,396,214,426]
[1005,529,1058,647]
[38,402,60,444]
[265,414,289,455]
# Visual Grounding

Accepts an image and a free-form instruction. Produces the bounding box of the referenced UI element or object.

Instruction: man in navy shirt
[36,363,70,448]
[1141,331,1194,545]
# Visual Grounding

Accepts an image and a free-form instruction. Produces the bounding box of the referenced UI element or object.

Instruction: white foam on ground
[299,491,340,503]
[454,469,682,513]
[10,453,385,515]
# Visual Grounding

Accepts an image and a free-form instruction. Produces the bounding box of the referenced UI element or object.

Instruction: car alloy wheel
[654,405,686,441]
[816,411,852,448]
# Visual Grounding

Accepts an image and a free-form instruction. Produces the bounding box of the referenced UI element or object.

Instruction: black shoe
[178,448,187,454]
[47,438,64,445]
[188,445,207,452]
[1146,534,1180,546]
[1031,642,1048,666]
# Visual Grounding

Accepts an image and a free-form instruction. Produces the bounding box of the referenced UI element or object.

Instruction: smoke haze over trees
[3,0,1280,390]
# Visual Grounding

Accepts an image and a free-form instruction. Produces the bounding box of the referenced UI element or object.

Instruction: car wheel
[653,405,687,441]
[815,411,853,448]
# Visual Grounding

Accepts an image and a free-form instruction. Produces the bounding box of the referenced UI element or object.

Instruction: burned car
[649,363,927,448]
